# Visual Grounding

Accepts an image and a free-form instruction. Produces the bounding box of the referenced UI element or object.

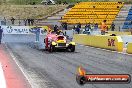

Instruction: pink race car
[44,33,75,52]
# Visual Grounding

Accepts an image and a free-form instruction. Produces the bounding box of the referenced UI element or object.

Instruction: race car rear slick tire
[69,45,75,52]
[49,45,55,52]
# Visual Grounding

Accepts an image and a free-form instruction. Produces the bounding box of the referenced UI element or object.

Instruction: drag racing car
[44,33,75,52]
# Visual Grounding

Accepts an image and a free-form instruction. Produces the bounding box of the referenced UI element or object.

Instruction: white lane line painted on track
[0,63,6,88]
[5,44,33,88]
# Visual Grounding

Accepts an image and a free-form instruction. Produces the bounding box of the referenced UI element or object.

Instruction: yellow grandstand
[60,2,124,28]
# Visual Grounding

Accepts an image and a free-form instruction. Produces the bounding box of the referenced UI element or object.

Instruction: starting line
[0,63,6,88]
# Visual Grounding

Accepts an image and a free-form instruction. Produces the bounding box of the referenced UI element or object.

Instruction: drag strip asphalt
[6,43,132,88]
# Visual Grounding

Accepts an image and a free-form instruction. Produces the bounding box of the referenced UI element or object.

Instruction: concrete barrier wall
[127,43,132,54]
[73,34,123,52]
[2,34,46,43]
